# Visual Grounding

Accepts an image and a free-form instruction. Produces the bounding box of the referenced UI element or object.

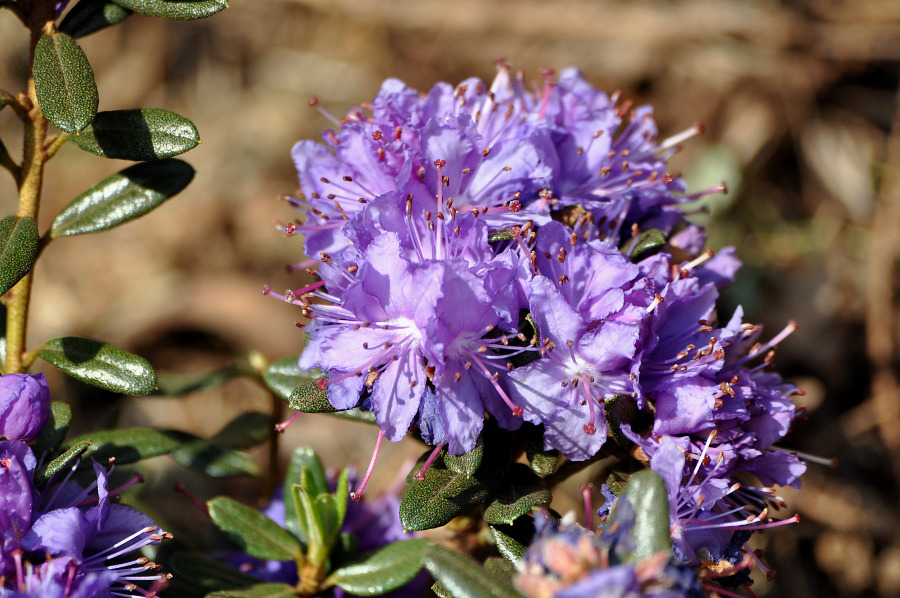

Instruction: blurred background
[2,0,900,596]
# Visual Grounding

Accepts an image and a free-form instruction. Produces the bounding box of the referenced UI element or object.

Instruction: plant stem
[5,23,49,374]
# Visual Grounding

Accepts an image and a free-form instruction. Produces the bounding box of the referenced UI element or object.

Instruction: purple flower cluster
[284,65,805,568]
[515,511,702,598]
[0,374,168,598]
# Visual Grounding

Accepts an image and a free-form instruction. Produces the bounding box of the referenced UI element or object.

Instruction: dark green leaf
[283,447,328,542]
[208,496,303,561]
[33,32,97,133]
[59,0,133,37]
[69,108,199,160]
[483,464,551,525]
[111,0,227,19]
[211,411,272,448]
[287,377,333,413]
[50,159,194,238]
[171,436,259,478]
[156,365,243,396]
[444,436,483,477]
[36,336,157,395]
[65,427,183,464]
[523,426,558,477]
[330,408,376,424]
[628,228,666,262]
[31,401,72,457]
[34,439,91,486]
[207,584,296,598]
[0,216,39,296]
[400,453,500,532]
[325,538,431,596]
[484,557,517,584]
[423,545,524,598]
[166,553,256,592]
[488,228,515,242]
[606,470,672,563]
[489,524,529,564]
[263,355,314,402]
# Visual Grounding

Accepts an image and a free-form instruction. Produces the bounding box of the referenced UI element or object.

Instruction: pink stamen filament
[275,410,303,433]
[351,429,384,502]
[581,484,594,529]
[735,321,797,366]
[465,349,523,417]
[414,443,446,481]
[580,373,597,435]
[174,482,210,516]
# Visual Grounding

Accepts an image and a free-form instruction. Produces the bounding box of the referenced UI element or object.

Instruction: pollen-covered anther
[557,274,569,284]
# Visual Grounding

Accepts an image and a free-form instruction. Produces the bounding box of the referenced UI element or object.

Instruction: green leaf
[171,413,269,477]
[483,464,551,525]
[111,0,227,20]
[604,393,640,448]
[287,376,333,413]
[263,355,313,402]
[400,452,500,532]
[50,159,195,238]
[325,539,431,596]
[423,544,525,598]
[31,401,72,457]
[489,524,529,564]
[33,32,97,133]
[59,0,133,37]
[628,228,666,262]
[606,469,672,563]
[34,439,91,486]
[283,447,328,543]
[484,557,517,584]
[523,427,558,477]
[444,436,483,477]
[69,108,199,160]
[208,496,304,561]
[155,365,243,396]
[333,468,349,530]
[36,336,157,395]
[65,427,183,464]
[207,583,296,598]
[0,216,39,296]
[166,552,256,592]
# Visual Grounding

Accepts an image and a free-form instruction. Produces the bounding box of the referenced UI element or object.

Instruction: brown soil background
[2,1,900,596]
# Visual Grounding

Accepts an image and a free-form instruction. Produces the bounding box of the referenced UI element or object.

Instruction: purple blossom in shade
[0,448,169,597]
[514,512,702,598]
[0,373,50,443]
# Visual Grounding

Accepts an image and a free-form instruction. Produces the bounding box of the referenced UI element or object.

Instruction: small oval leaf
[483,465,551,525]
[326,539,431,596]
[606,469,673,563]
[263,355,312,402]
[69,108,199,160]
[64,427,184,464]
[36,336,157,395]
[444,436,483,477]
[34,439,91,486]
[208,496,304,562]
[50,159,195,238]
[112,0,227,19]
[0,216,39,296]
[59,0,133,37]
[423,545,525,598]
[33,32,98,133]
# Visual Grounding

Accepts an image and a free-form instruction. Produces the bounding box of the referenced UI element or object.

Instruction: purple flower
[0,446,169,597]
[0,373,50,443]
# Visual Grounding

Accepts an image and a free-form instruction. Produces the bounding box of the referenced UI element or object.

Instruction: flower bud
[0,373,50,442]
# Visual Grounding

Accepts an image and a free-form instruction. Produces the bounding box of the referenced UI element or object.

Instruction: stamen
[413,443,446,481]
[351,429,385,502]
